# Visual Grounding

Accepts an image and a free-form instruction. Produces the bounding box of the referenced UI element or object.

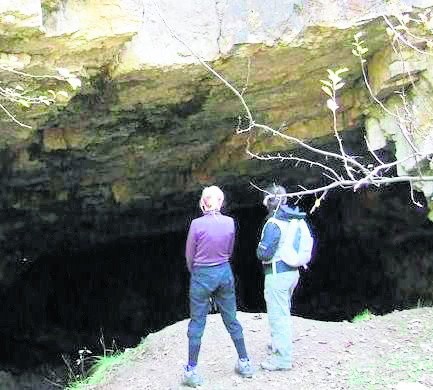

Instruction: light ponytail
[199,185,224,212]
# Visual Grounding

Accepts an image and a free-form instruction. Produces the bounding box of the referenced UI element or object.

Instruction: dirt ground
[90,308,433,390]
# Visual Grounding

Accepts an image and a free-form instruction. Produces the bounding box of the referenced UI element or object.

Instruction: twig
[253,123,370,175]
[43,377,63,388]
[382,14,433,56]
[0,103,31,128]
[0,65,63,80]
[245,148,344,182]
[409,181,423,207]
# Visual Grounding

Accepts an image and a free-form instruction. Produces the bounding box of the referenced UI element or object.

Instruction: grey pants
[264,269,299,367]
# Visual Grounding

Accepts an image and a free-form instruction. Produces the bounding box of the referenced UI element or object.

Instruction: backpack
[268,217,314,268]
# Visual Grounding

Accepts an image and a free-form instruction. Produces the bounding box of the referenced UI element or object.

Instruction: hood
[273,205,306,221]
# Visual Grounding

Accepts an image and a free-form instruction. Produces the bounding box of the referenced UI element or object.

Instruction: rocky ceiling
[0,0,432,288]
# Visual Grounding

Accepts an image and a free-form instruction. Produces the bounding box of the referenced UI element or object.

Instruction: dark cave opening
[0,233,191,369]
[232,196,396,321]
[1,185,432,373]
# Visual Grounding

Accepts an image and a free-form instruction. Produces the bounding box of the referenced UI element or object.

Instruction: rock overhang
[0,0,432,288]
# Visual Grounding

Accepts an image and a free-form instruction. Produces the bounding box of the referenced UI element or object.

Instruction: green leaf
[57,67,71,78]
[354,31,364,40]
[66,77,82,90]
[18,99,31,108]
[321,85,333,97]
[336,67,349,75]
[327,69,341,85]
[56,90,69,98]
[320,79,333,87]
[402,14,410,24]
[386,27,394,36]
[334,82,345,90]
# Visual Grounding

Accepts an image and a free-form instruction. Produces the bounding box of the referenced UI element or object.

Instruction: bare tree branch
[0,65,64,80]
[151,3,433,206]
[0,102,31,128]
[0,65,80,128]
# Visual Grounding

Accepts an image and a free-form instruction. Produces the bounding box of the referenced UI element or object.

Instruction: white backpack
[269,217,314,268]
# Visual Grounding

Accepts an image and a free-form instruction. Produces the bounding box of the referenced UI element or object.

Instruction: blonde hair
[199,185,224,212]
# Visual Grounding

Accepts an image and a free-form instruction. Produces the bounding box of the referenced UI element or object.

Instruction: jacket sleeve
[256,222,281,262]
[227,217,236,259]
[185,220,196,272]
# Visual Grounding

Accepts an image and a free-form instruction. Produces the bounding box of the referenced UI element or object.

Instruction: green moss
[57,191,69,201]
[12,149,43,171]
[368,46,391,96]
[43,128,67,151]
[112,180,134,205]
[41,0,61,15]
[63,127,90,149]
[428,202,433,223]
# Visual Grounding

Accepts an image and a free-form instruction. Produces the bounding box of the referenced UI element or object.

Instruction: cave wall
[0,1,433,291]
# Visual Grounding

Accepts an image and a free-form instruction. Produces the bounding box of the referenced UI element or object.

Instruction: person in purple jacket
[182,185,254,387]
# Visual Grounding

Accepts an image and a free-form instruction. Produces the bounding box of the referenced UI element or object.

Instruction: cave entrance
[1,185,432,372]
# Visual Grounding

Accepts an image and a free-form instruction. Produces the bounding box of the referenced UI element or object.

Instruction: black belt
[263,260,298,275]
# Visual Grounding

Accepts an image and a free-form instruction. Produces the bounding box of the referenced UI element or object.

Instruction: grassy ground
[66,340,148,390]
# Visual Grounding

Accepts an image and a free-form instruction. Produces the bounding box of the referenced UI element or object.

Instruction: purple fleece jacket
[185,211,235,272]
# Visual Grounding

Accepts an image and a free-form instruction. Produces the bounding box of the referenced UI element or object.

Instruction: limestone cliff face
[0,0,432,288]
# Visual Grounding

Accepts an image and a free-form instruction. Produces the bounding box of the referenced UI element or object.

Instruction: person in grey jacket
[257,184,308,371]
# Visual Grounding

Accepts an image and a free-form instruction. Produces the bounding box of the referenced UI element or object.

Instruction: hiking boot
[260,359,292,371]
[181,366,203,388]
[235,358,254,378]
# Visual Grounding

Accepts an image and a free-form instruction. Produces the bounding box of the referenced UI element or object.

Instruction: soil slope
[90,308,433,390]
